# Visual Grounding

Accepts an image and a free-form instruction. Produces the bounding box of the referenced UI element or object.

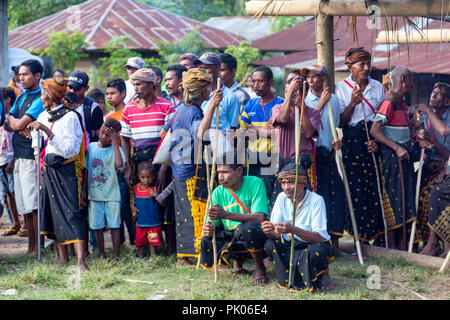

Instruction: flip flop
[229,268,253,275]
[17,228,28,237]
[318,279,335,291]
[3,227,20,236]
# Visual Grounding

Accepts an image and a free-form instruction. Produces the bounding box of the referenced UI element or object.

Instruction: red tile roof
[8,0,244,52]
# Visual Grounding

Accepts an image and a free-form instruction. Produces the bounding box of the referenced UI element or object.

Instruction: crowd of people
[0,46,448,292]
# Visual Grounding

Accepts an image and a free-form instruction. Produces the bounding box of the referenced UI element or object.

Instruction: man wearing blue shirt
[4,59,45,257]
[195,52,241,157]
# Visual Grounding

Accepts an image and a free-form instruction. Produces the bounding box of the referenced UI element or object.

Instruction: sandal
[17,228,28,237]
[229,268,253,275]
[3,227,20,236]
[318,279,335,291]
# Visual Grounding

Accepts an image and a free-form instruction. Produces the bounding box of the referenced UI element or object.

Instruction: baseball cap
[68,70,89,90]
[193,52,221,66]
[124,57,145,70]
[300,63,328,77]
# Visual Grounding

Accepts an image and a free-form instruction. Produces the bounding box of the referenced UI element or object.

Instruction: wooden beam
[246,0,450,17]
[316,13,335,91]
[0,0,8,87]
[339,241,446,269]
[376,29,450,44]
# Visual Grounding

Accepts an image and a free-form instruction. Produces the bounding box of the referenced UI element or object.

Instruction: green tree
[138,0,245,22]
[96,36,142,87]
[8,0,85,29]
[224,41,262,82]
[268,16,306,33]
[39,29,88,73]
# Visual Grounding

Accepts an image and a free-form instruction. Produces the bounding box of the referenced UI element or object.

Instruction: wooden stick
[409,148,424,253]
[439,250,450,273]
[397,156,407,250]
[327,101,364,265]
[288,80,307,288]
[358,85,389,248]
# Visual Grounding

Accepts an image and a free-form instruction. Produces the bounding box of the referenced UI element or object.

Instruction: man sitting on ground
[262,163,335,292]
[200,153,269,285]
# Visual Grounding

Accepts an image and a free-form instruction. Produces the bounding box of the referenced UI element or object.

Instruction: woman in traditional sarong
[169,68,221,266]
[262,163,335,292]
[28,76,86,271]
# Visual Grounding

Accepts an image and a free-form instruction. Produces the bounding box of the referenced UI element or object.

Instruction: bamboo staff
[195,79,221,283]
[439,250,450,273]
[32,128,42,262]
[357,84,389,248]
[326,100,364,265]
[288,80,307,288]
[397,157,407,250]
[408,148,424,253]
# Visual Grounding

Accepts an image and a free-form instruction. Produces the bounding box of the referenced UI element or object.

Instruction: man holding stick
[335,47,386,254]
[371,66,432,250]
[301,63,346,256]
[200,153,269,285]
[262,163,335,292]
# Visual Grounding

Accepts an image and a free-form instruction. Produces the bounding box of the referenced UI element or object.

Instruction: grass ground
[0,243,448,300]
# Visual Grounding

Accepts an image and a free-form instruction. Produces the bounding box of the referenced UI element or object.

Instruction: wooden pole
[439,250,450,273]
[339,241,447,269]
[316,13,335,92]
[288,80,307,288]
[245,0,450,17]
[0,0,8,87]
[376,29,450,44]
[327,101,364,265]
[409,148,424,253]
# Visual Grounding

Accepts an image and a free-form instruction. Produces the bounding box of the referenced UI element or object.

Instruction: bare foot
[176,258,194,267]
[77,261,88,273]
[439,250,449,259]
[252,270,269,285]
[420,243,440,256]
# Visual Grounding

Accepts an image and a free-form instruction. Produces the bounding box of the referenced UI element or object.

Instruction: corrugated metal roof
[251,17,450,74]
[8,0,244,51]
[203,16,268,41]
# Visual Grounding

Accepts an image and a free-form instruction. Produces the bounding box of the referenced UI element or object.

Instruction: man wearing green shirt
[200,157,269,285]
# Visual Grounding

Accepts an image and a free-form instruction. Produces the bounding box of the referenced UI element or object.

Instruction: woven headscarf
[130,68,157,85]
[345,47,371,65]
[182,68,212,105]
[276,166,308,184]
[382,73,391,86]
[42,76,68,105]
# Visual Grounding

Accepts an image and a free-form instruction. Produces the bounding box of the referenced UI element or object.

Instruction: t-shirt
[121,97,175,151]
[271,190,330,242]
[304,90,341,152]
[10,87,44,160]
[422,108,450,163]
[201,85,241,131]
[271,103,321,159]
[85,142,126,202]
[240,96,284,154]
[106,109,125,138]
[169,104,203,181]
[134,184,162,228]
[229,81,251,114]
[209,176,269,232]
[124,79,135,105]
[0,126,13,166]
[162,97,183,132]
[374,92,411,144]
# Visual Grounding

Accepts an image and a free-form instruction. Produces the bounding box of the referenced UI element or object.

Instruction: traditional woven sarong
[342,121,384,241]
[173,164,208,260]
[40,153,85,245]
[264,239,334,292]
[316,146,346,237]
[428,176,450,244]
[415,160,443,242]
[200,222,267,269]
[379,141,421,232]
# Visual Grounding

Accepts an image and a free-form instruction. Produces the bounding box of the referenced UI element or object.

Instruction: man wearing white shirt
[123,57,145,105]
[262,163,335,292]
[334,47,385,250]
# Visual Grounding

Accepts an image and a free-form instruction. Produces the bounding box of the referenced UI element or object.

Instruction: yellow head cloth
[42,76,68,105]
[182,68,212,105]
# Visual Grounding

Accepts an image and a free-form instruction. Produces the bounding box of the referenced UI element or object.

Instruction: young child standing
[84,118,125,260]
[132,162,163,258]
[105,78,135,246]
